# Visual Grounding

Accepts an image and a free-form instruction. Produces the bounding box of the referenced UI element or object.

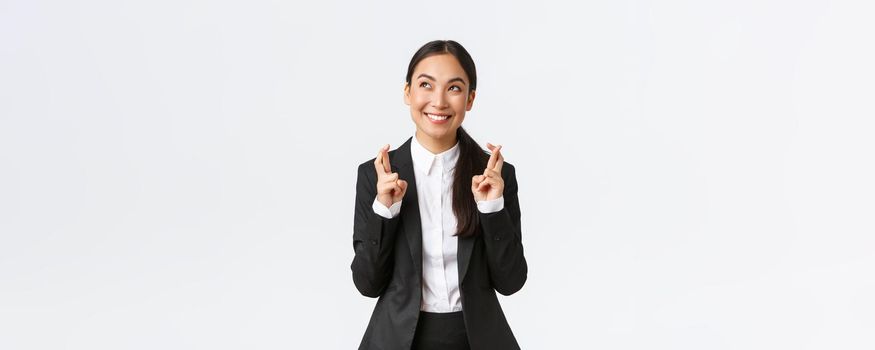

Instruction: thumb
[397,179,408,193]
[471,175,483,190]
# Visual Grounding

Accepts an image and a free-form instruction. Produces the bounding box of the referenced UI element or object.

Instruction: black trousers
[411,311,471,350]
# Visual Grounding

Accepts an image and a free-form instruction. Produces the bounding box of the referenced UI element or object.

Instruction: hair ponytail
[452,126,488,237]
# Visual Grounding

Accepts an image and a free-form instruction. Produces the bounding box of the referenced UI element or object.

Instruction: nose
[431,90,449,109]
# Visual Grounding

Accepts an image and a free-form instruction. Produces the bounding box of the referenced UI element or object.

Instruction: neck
[415,130,458,154]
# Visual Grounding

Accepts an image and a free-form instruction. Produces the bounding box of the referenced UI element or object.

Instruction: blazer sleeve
[479,163,528,296]
[350,161,402,298]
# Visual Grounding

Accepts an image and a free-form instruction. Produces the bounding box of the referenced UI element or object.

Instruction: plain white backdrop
[1,0,874,349]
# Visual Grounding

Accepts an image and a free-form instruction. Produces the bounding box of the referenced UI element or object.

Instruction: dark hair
[405,40,488,238]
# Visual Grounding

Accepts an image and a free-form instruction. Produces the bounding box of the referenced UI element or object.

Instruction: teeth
[426,113,449,121]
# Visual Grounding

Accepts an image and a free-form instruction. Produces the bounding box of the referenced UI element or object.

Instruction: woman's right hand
[374,144,407,208]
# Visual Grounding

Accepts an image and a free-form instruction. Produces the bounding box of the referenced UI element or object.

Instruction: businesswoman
[351,40,527,350]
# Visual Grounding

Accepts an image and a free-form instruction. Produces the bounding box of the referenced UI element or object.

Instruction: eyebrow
[416,73,467,86]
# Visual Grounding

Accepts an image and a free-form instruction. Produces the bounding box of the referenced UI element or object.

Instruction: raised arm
[350,145,407,297]
[473,144,528,295]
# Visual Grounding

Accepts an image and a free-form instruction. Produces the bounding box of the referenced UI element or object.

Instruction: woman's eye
[419,82,431,88]
[449,86,461,92]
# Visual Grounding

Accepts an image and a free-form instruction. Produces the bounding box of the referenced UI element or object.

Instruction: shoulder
[496,158,519,191]
[356,158,376,182]
[357,158,374,173]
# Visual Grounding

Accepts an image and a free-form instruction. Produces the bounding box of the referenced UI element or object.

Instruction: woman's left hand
[472,143,504,202]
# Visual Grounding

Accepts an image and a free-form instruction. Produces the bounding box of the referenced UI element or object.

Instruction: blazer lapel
[391,137,423,277]
[458,230,475,284]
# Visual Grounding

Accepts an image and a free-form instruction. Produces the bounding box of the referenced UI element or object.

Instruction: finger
[382,145,392,173]
[484,168,501,179]
[471,175,484,190]
[374,144,389,175]
[493,147,503,173]
[473,174,486,184]
[477,178,492,192]
[477,175,494,190]
[478,176,501,192]
[485,144,500,173]
[385,172,399,183]
[397,179,408,193]
[486,144,502,173]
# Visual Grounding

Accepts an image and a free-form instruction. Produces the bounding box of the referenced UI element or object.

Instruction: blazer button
[494,236,501,241]
[370,239,378,245]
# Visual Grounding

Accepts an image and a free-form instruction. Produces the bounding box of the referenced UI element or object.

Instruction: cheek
[410,94,429,108]
[452,95,468,110]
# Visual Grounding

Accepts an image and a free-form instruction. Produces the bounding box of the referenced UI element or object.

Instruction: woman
[351,40,527,350]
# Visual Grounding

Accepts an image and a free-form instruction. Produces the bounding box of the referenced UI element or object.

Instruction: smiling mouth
[425,113,451,121]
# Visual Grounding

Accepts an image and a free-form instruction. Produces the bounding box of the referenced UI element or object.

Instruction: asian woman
[351,40,527,350]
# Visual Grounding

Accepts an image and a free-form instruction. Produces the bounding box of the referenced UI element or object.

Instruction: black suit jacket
[351,137,527,350]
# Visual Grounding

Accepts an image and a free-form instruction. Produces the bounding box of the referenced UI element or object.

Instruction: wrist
[377,195,391,208]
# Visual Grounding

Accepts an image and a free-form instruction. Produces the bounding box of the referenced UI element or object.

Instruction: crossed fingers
[473,143,504,194]
[485,142,503,175]
[373,144,407,206]
[374,144,391,175]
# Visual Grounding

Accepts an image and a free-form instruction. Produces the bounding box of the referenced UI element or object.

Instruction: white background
[2,0,874,349]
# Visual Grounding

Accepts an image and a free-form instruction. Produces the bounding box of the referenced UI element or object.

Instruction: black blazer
[351,137,528,350]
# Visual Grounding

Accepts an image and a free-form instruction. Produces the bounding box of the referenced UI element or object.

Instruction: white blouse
[372,134,503,312]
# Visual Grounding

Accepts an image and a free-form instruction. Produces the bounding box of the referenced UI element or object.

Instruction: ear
[403,83,411,106]
[465,89,476,111]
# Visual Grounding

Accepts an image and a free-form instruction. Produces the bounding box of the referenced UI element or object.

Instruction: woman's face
[404,53,475,144]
